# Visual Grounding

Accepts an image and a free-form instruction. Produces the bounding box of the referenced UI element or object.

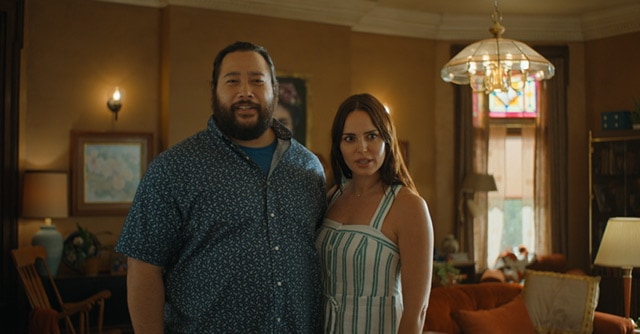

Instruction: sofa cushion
[424,283,523,334]
[453,294,536,334]
[522,270,600,333]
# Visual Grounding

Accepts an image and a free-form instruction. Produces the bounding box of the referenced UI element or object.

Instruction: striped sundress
[316,184,403,334]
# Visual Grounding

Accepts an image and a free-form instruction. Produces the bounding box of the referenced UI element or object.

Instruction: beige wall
[17,0,640,272]
[19,0,162,246]
[586,33,640,137]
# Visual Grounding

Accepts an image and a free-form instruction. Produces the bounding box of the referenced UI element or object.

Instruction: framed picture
[276,75,308,145]
[70,131,153,216]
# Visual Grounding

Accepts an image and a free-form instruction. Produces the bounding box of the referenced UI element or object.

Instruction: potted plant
[433,261,461,287]
[63,223,101,274]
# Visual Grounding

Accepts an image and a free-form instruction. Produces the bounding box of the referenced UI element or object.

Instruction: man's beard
[213,97,275,141]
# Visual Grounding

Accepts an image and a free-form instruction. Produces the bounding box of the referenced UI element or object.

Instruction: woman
[316,93,434,333]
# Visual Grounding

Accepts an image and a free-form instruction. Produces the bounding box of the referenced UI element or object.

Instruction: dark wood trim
[1,0,24,332]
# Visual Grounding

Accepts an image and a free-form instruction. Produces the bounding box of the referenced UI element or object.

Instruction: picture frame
[70,131,153,216]
[276,75,308,145]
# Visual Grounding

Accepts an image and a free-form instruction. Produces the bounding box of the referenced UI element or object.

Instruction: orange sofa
[424,282,635,334]
[483,252,586,283]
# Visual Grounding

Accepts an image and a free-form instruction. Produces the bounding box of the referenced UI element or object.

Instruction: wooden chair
[12,245,112,334]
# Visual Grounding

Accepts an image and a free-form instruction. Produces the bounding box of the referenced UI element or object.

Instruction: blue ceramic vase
[31,225,64,276]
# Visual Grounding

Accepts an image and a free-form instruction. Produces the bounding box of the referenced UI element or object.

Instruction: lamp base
[31,225,63,276]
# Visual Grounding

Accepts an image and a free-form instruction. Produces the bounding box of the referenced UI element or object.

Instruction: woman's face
[340,110,386,177]
[274,104,294,133]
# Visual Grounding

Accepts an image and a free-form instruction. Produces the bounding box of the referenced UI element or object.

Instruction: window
[487,125,536,266]
[457,46,567,271]
[483,81,539,268]
[488,80,539,118]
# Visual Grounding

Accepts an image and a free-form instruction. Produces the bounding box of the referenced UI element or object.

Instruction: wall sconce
[107,87,122,120]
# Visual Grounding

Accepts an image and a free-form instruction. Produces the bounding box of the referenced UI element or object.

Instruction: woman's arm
[127,257,165,334]
[394,192,434,334]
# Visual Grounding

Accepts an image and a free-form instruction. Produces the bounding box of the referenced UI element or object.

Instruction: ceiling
[102,0,640,41]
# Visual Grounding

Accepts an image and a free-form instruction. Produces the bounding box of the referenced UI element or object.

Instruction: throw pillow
[453,294,536,334]
[522,270,600,334]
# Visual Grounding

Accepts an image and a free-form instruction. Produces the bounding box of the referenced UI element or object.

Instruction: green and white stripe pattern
[316,184,403,333]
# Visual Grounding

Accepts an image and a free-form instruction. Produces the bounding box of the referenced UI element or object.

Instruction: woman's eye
[343,136,354,142]
[368,133,378,140]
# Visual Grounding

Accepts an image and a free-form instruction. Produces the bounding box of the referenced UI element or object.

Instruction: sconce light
[107,87,122,120]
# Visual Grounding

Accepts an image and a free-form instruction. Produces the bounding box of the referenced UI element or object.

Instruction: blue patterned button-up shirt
[115,116,326,333]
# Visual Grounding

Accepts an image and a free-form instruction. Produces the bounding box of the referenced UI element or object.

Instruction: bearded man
[116,41,326,333]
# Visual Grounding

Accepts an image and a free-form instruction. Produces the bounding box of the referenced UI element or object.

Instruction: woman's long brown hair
[330,93,416,192]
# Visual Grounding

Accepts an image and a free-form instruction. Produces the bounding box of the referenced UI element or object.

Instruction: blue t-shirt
[239,139,277,175]
[115,116,327,333]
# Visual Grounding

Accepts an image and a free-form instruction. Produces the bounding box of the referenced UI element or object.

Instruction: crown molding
[581,4,640,40]
[97,0,640,41]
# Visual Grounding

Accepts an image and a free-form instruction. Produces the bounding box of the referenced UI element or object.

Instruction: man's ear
[273,81,279,103]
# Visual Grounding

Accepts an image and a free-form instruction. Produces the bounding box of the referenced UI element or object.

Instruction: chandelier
[441,0,555,94]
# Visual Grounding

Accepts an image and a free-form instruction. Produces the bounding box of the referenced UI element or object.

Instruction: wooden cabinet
[589,132,640,260]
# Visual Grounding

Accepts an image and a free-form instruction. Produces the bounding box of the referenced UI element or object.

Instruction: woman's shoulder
[393,185,427,206]
[390,186,430,222]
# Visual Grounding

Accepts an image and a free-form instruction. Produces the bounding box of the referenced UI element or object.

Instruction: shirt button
[276,317,281,322]
[274,245,280,251]
[270,213,275,218]
[277,281,282,286]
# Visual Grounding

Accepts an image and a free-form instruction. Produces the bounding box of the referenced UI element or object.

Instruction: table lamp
[22,171,69,275]
[594,217,640,319]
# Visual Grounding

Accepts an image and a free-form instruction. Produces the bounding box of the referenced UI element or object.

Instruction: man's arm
[127,257,165,333]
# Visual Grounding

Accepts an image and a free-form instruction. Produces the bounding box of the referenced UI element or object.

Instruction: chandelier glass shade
[441,3,555,94]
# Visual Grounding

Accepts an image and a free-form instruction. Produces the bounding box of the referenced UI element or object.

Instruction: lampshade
[441,1,555,94]
[594,217,640,268]
[22,171,69,220]
[461,173,497,192]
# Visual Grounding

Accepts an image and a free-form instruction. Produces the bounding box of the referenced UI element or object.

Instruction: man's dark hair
[211,41,278,92]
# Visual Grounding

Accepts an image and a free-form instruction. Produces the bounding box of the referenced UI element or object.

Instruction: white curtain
[485,125,540,267]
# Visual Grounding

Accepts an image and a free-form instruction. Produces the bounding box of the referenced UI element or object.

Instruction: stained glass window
[488,80,538,118]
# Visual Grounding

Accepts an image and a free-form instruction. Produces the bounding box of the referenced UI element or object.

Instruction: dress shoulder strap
[327,187,343,208]
[370,184,402,230]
